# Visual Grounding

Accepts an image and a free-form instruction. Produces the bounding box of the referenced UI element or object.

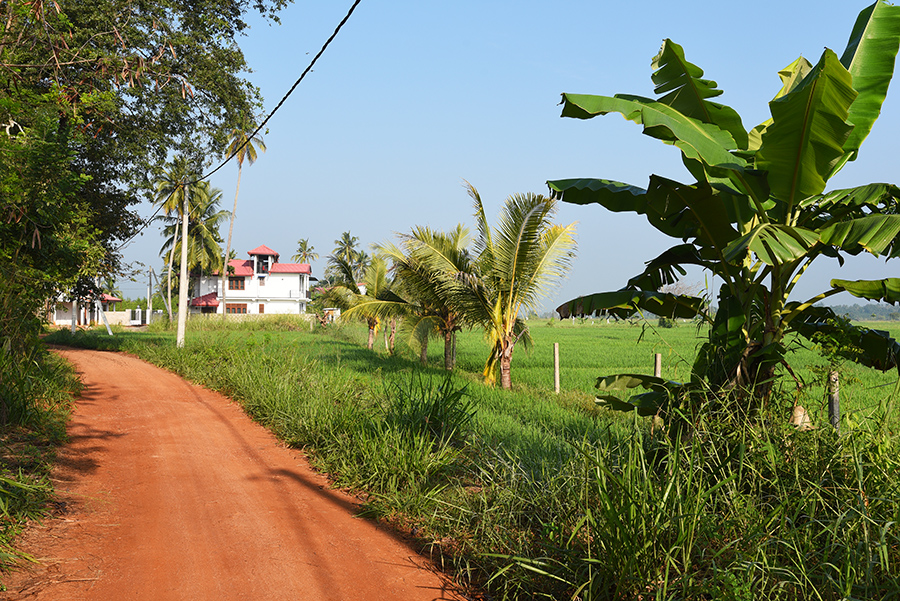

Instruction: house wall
[51,304,133,326]
[196,272,309,315]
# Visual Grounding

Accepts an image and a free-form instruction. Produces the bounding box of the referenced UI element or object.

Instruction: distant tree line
[827,303,900,322]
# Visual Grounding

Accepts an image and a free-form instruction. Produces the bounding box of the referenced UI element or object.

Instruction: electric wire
[116,0,363,252]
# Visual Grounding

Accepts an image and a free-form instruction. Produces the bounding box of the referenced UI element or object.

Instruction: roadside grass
[0,348,76,574]
[44,317,900,599]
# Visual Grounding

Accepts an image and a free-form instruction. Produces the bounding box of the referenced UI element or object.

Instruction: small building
[51,293,123,326]
[191,245,312,315]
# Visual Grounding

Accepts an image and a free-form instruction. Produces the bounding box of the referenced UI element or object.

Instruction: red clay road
[2,348,459,600]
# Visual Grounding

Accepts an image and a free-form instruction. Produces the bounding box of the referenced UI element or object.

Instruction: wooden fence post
[654,353,662,378]
[827,370,840,433]
[553,343,560,394]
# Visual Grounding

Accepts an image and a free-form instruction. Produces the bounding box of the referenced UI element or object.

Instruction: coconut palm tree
[159,182,229,281]
[348,225,474,369]
[436,183,576,389]
[323,253,394,351]
[333,231,359,264]
[220,121,266,319]
[291,238,318,264]
[154,156,206,319]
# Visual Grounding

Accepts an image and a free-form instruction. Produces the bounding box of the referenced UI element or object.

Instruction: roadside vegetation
[0,339,76,571]
[46,317,900,600]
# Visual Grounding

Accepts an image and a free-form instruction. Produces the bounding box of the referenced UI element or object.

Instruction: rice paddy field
[45,316,900,600]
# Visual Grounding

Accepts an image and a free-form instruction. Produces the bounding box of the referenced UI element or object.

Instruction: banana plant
[551,1,900,413]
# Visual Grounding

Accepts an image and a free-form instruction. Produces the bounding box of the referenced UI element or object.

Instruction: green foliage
[657,316,676,328]
[0,346,75,573]
[552,2,900,414]
[380,374,475,447]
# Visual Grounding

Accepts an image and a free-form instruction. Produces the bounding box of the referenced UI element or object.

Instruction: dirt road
[2,348,458,600]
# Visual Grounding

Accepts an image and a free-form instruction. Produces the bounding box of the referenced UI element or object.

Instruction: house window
[259,276,265,287]
[259,303,265,314]
[228,277,245,290]
[225,303,247,314]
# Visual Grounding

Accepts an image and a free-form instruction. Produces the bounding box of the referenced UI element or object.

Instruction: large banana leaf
[838,0,900,165]
[818,214,900,256]
[559,93,746,172]
[747,57,815,153]
[549,176,740,247]
[791,304,900,372]
[625,244,709,290]
[646,176,740,248]
[800,182,900,212]
[652,39,748,149]
[722,223,820,265]
[556,289,704,320]
[547,178,646,210]
[594,374,678,416]
[756,49,857,207]
[831,278,900,304]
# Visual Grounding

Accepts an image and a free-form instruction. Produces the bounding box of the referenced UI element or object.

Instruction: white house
[51,293,124,326]
[191,245,312,315]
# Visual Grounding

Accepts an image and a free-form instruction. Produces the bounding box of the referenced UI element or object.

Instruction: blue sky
[117,1,899,312]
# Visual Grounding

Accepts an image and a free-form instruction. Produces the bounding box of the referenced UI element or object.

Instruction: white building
[191,245,312,315]
[51,293,124,326]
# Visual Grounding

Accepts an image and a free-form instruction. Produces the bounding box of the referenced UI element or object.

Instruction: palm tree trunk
[221,164,242,319]
[443,329,454,370]
[367,318,376,350]
[499,340,515,390]
[419,337,428,365]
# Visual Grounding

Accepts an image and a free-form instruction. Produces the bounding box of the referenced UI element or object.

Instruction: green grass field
[44,316,900,600]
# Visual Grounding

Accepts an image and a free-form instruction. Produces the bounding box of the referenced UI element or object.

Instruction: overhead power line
[117,0,364,251]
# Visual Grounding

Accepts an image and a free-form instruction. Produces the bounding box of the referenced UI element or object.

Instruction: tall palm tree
[159,182,229,281]
[220,121,265,319]
[291,238,318,264]
[352,249,371,282]
[154,156,206,319]
[435,183,577,389]
[333,231,359,264]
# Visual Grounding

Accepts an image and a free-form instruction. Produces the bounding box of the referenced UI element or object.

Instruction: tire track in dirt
[1,348,459,600]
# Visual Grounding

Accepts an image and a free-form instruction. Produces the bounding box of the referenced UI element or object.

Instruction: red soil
[1,348,460,600]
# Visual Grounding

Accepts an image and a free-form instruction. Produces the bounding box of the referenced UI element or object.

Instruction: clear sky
[117,0,899,313]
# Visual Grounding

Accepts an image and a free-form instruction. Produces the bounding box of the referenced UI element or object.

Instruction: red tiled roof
[190,292,220,307]
[269,263,311,274]
[213,259,253,277]
[248,245,279,258]
[100,293,122,302]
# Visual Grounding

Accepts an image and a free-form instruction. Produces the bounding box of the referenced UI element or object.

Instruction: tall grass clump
[486,402,900,600]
